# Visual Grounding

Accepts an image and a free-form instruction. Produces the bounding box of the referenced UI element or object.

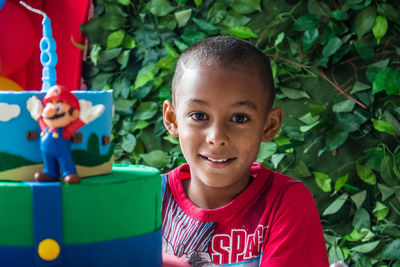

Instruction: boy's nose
[206,123,229,146]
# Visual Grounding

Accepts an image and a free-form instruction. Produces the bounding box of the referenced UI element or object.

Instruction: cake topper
[20,1,57,91]
[27,85,105,183]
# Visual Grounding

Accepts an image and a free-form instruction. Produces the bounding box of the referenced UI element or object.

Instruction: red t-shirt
[161,163,329,266]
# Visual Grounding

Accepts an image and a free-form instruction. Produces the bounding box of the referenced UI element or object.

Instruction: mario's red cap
[44,85,80,111]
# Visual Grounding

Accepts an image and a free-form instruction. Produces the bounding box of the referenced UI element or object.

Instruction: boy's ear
[163,100,179,138]
[262,107,283,142]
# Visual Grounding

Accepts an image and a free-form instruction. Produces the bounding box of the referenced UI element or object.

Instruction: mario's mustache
[43,112,66,120]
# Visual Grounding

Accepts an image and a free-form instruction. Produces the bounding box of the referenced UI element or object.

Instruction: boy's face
[164,64,283,192]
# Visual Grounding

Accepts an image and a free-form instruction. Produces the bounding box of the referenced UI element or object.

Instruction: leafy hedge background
[81,0,400,265]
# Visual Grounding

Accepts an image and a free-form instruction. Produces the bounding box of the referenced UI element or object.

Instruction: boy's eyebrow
[185,98,209,106]
[231,101,257,111]
[185,99,258,111]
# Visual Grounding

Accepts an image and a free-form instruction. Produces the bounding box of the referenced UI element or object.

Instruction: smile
[43,112,66,120]
[207,157,230,163]
[200,155,236,165]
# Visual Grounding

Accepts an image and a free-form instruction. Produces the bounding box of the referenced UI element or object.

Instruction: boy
[162,36,329,266]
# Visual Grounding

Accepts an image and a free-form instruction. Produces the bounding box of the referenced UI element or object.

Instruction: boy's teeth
[207,157,228,163]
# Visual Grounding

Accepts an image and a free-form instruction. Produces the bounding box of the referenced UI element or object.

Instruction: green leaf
[173,38,189,52]
[350,240,381,254]
[350,81,371,94]
[298,112,319,125]
[274,32,285,47]
[271,153,285,169]
[322,37,343,57]
[378,4,400,25]
[354,41,374,59]
[207,0,227,24]
[325,130,348,150]
[372,16,388,44]
[146,0,175,16]
[293,160,312,178]
[302,28,319,52]
[382,239,400,261]
[157,56,176,70]
[380,156,399,187]
[134,64,159,89]
[163,134,179,145]
[279,87,310,100]
[133,101,159,120]
[114,99,136,111]
[231,0,261,15]
[387,112,400,136]
[372,68,400,95]
[300,121,319,132]
[353,208,370,231]
[122,34,136,49]
[221,11,251,28]
[256,142,277,163]
[373,201,389,221]
[345,228,362,242]
[313,172,332,192]
[360,228,375,242]
[160,14,177,30]
[181,31,208,45]
[351,190,367,209]
[331,10,348,21]
[354,6,376,39]
[141,150,171,169]
[328,245,345,264]
[356,163,376,185]
[133,120,150,131]
[117,50,130,70]
[164,43,179,59]
[378,183,395,201]
[121,133,136,153]
[335,174,349,192]
[293,14,320,31]
[106,30,126,50]
[333,99,355,112]
[371,119,395,136]
[92,72,113,90]
[192,18,219,35]
[308,0,330,17]
[323,193,348,216]
[90,44,101,66]
[194,0,202,7]
[175,9,192,28]
[229,26,258,39]
[117,0,130,5]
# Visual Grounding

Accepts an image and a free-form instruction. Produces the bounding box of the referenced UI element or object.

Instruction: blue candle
[19,1,57,91]
[40,16,57,91]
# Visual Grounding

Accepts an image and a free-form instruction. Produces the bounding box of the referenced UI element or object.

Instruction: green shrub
[82,0,400,265]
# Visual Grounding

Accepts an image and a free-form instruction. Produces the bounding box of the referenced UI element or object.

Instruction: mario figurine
[27,85,105,184]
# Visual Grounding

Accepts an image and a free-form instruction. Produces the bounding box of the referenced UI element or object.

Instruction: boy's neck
[182,175,252,210]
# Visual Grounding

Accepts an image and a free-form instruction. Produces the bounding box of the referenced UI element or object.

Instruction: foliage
[81,0,400,265]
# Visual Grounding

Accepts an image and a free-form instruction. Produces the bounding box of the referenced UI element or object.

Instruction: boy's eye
[190,112,208,121]
[232,114,249,124]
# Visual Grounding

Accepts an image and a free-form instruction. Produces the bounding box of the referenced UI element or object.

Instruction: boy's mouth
[200,155,236,166]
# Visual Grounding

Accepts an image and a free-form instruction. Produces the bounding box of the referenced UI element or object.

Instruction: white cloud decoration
[0,103,21,122]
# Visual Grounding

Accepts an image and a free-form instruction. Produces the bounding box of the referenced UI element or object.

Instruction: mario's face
[42,99,80,129]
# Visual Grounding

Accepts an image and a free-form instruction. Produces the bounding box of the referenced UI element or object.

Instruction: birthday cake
[0,2,162,266]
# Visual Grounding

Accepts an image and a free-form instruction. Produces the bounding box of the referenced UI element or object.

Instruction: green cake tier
[0,164,161,247]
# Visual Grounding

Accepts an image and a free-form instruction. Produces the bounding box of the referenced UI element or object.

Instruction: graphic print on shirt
[211,225,267,265]
[162,187,216,265]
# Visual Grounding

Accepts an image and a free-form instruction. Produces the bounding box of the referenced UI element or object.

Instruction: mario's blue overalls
[40,127,76,179]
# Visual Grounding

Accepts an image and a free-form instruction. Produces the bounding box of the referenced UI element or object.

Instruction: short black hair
[171,36,275,109]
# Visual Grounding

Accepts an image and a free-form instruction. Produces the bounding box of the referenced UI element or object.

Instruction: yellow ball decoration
[38,238,60,261]
[0,76,24,91]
